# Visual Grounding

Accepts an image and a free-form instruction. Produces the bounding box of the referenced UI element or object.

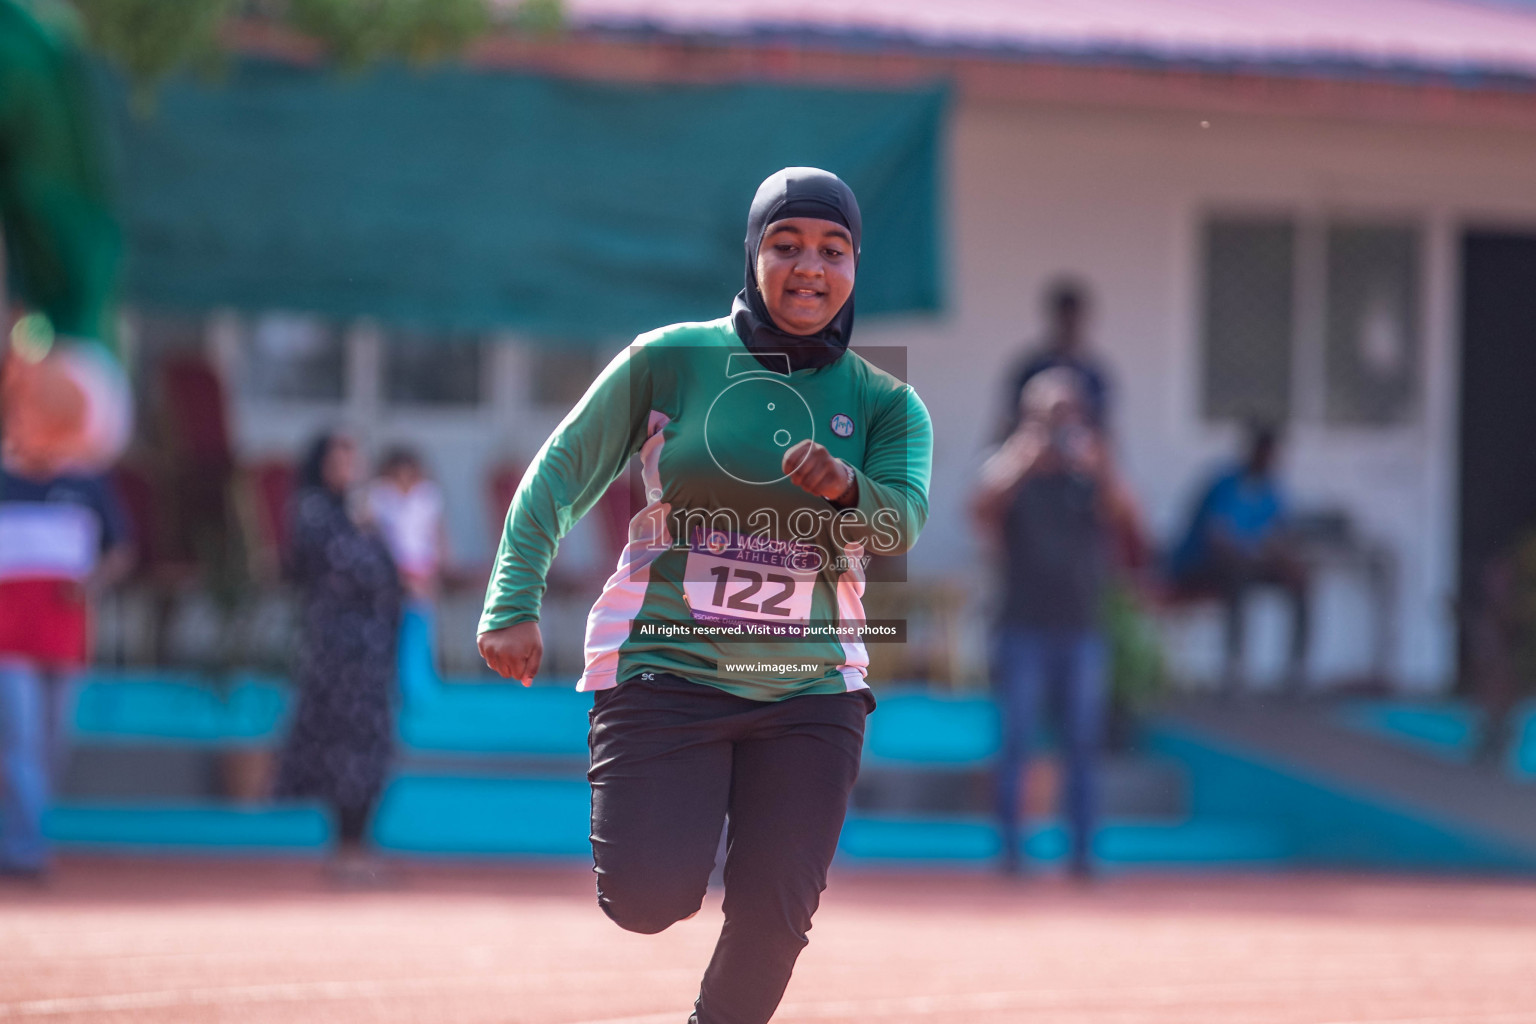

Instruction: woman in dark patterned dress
[275,432,402,881]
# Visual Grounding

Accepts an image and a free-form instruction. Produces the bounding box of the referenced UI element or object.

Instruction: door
[1459,231,1536,608]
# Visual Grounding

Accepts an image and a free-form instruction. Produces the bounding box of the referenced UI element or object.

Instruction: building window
[383,331,485,407]
[1200,218,1295,423]
[1199,214,1422,428]
[238,312,346,402]
[1324,223,1420,426]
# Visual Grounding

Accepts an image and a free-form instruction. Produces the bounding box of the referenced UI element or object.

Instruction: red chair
[109,462,162,579]
[237,458,296,581]
[160,355,233,469]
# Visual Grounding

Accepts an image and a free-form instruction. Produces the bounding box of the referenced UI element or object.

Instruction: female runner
[478,167,932,1024]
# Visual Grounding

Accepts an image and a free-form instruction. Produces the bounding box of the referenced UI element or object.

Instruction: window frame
[1197,207,1427,431]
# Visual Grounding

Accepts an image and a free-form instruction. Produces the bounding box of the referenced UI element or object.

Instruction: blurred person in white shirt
[366,447,446,706]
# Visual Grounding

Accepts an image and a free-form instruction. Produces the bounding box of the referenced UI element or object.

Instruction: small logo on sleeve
[830,413,855,438]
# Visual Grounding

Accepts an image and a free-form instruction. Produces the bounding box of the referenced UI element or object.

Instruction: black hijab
[298,431,345,499]
[732,167,862,372]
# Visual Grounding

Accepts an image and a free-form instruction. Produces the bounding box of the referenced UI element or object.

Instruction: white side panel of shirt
[0,503,100,581]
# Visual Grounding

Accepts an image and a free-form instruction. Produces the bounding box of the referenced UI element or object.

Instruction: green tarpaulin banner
[96,62,944,342]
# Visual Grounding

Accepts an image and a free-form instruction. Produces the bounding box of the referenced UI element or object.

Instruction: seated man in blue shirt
[1171,425,1310,693]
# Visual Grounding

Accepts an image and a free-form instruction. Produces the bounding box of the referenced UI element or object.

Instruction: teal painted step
[73,672,290,746]
[372,774,591,856]
[399,681,588,756]
[1148,721,1536,873]
[70,672,595,757]
[863,689,1001,767]
[1335,701,1478,760]
[40,798,1287,866]
[46,803,328,851]
[1334,699,1536,781]
[40,775,592,857]
[1518,712,1536,778]
[399,682,1002,763]
[838,815,1290,866]
[66,678,1011,767]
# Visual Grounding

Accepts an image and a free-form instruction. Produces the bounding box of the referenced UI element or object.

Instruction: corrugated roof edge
[569,18,1536,91]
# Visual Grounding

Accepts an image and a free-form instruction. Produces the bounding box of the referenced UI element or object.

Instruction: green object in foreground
[1,0,120,352]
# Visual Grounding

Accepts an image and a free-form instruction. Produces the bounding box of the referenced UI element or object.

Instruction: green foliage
[72,0,233,106]
[64,0,564,97]
[1105,583,1168,714]
[512,0,561,34]
[287,0,492,71]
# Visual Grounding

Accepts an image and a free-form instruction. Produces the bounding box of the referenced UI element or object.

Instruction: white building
[145,0,1536,691]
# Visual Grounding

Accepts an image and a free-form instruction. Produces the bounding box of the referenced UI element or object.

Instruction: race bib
[682,529,819,627]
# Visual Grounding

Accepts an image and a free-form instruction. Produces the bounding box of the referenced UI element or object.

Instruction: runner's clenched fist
[477,620,543,686]
[783,438,858,506]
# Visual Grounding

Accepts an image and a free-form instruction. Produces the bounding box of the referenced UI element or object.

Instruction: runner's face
[755,218,855,336]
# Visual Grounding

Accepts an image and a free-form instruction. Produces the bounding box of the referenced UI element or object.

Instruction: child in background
[0,443,132,879]
[366,447,446,706]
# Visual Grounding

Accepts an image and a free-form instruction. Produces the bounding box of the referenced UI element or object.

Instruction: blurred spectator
[972,369,1141,877]
[996,278,1112,438]
[1170,425,1310,693]
[0,444,132,879]
[1466,551,1521,766]
[274,432,402,885]
[366,446,446,706]
[1466,528,1536,766]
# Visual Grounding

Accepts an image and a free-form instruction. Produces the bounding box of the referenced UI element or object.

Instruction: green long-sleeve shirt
[480,316,933,701]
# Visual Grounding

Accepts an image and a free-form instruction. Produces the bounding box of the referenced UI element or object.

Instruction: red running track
[2,859,1535,1023]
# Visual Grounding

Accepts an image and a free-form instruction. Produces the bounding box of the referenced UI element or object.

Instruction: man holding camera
[972,368,1139,877]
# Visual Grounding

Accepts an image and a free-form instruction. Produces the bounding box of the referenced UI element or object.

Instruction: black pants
[588,672,871,1024]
